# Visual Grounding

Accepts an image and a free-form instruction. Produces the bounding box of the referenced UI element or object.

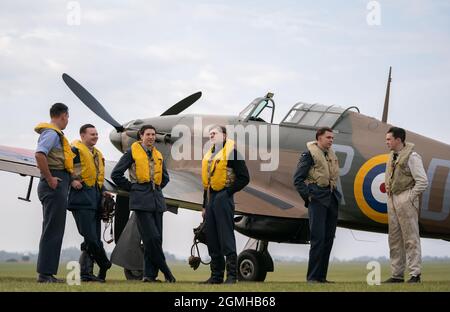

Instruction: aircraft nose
[109,128,122,152]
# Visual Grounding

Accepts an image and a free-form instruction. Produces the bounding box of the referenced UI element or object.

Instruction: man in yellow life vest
[384,127,428,283]
[111,125,175,283]
[34,103,74,283]
[293,127,342,283]
[67,124,112,283]
[201,125,250,284]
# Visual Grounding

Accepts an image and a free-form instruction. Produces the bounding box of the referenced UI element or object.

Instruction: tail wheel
[123,269,143,280]
[237,249,267,282]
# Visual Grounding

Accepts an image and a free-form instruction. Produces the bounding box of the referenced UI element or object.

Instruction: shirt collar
[141,143,153,154]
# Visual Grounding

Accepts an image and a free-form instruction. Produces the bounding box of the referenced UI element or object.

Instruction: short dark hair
[316,127,333,140]
[209,125,227,135]
[79,124,95,135]
[387,127,406,143]
[138,125,156,139]
[50,103,68,118]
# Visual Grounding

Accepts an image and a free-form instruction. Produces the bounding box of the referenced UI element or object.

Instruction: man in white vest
[294,127,341,283]
[384,127,428,283]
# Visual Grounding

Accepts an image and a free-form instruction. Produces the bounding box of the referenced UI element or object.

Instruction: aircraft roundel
[354,154,389,224]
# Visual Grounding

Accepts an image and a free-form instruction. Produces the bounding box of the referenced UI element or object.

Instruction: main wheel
[123,269,143,280]
[237,249,267,282]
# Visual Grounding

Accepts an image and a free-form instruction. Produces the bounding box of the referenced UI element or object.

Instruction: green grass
[1,261,449,292]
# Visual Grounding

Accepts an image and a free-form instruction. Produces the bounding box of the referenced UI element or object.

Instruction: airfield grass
[1,261,449,292]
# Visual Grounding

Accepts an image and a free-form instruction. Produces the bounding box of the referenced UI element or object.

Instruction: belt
[136,182,161,191]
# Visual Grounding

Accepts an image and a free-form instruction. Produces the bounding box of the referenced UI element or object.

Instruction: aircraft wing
[0,145,307,219]
[108,162,307,218]
[0,146,204,212]
[0,145,40,177]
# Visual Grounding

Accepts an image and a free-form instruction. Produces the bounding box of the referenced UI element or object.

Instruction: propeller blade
[160,91,202,116]
[62,73,124,132]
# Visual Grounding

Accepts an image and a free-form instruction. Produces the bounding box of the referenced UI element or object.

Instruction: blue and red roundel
[354,154,389,224]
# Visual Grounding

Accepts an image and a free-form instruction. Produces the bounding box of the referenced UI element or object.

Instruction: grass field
[1,261,449,292]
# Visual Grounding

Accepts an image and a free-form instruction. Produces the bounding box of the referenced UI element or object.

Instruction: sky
[0,0,449,262]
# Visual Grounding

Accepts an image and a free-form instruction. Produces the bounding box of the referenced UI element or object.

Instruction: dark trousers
[36,170,69,275]
[134,210,172,279]
[72,209,110,274]
[205,189,236,280]
[307,194,338,281]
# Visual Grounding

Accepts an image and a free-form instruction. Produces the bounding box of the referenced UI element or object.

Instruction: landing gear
[237,239,273,282]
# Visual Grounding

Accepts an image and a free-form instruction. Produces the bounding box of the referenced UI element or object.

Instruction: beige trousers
[387,189,422,278]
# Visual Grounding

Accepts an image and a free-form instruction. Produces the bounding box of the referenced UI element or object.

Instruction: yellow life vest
[202,139,236,191]
[130,142,163,185]
[34,122,75,174]
[72,140,105,188]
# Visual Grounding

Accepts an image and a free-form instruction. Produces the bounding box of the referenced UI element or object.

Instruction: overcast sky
[1,0,449,261]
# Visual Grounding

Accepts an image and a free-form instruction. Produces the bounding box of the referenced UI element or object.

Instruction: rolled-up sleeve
[408,152,428,198]
[36,130,60,155]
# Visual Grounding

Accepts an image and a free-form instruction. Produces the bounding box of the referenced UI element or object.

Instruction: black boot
[200,258,224,284]
[224,254,237,284]
[79,251,102,282]
[161,264,176,283]
[90,245,112,282]
[97,260,112,282]
[164,272,176,283]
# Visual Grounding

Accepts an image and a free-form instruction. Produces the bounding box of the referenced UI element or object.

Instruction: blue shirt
[36,129,61,155]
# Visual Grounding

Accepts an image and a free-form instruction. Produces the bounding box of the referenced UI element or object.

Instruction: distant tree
[6,258,18,263]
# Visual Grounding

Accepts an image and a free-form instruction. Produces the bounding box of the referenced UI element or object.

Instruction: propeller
[62,73,125,132]
[160,91,202,116]
[62,73,202,132]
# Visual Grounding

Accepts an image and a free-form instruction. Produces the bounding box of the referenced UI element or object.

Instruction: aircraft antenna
[381,66,392,123]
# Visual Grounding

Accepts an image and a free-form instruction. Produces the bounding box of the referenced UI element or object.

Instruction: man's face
[386,132,401,151]
[317,131,334,149]
[209,128,225,145]
[55,112,69,130]
[141,129,156,147]
[81,127,98,147]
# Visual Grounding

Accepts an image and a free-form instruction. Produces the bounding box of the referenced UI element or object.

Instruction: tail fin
[381,66,392,123]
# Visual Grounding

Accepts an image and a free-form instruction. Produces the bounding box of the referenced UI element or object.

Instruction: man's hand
[71,180,83,190]
[202,208,206,219]
[47,176,61,190]
[103,191,113,198]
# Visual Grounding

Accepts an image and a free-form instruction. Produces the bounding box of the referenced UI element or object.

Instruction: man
[34,103,74,283]
[384,127,428,283]
[201,125,249,284]
[111,125,175,283]
[293,127,341,283]
[68,124,112,282]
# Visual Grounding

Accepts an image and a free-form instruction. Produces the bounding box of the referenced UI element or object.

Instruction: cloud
[235,64,301,88]
[20,28,63,41]
[141,43,206,64]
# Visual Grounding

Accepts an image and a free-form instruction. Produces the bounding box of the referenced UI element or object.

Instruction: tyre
[237,249,267,281]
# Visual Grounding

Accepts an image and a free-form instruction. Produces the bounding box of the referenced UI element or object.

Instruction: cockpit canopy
[280,102,359,129]
[239,93,275,123]
[239,93,359,131]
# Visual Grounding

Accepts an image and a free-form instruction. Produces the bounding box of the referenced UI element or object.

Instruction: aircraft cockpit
[239,92,275,123]
[280,102,359,131]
